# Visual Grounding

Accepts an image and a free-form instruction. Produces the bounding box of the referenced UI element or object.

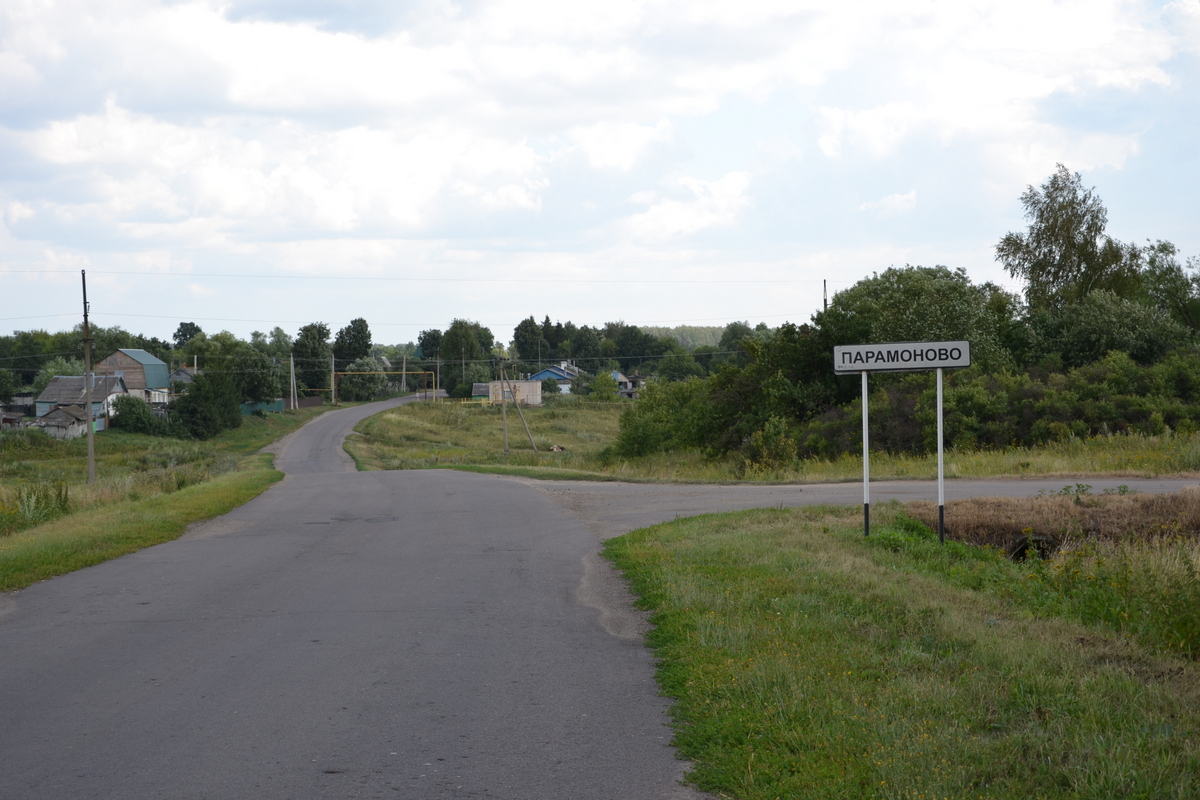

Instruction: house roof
[114,348,166,367]
[529,365,575,381]
[115,349,170,390]
[37,404,89,425]
[36,376,126,405]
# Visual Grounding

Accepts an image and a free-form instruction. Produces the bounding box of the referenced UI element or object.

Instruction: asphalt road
[2,398,1196,799]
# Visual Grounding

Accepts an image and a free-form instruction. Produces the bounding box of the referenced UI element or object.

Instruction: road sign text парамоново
[833,341,971,374]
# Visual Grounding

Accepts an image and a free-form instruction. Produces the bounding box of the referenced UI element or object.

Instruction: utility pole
[81,270,95,484]
[501,366,537,451]
[823,279,828,312]
[330,352,336,405]
[500,366,509,455]
[289,354,297,410]
[462,347,465,385]
[400,353,407,394]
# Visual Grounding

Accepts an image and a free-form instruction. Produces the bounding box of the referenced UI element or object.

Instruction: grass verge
[349,400,1200,483]
[604,505,1200,799]
[0,405,332,588]
[0,454,281,591]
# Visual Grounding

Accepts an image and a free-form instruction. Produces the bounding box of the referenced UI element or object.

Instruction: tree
[417,329,442,360]
[338,356,387,401]
[441,319,495,393]
[292,323,332,397]
[1049,291,1188,367]
[1140,240,1200,331]
[173,322,203,350]
[171,370,242,440]
[0,369,15,404]
[996,164,1142,310]
[333,318,372,370]
[33,357,84,397]
[818,266,1017,371]
[235,345,282,403]
[512,317,543,362]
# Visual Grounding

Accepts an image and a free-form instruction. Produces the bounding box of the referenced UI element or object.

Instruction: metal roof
[36,376,127,405]
[116,349,171,390]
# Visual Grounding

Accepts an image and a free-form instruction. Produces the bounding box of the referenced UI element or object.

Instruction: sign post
[834,341,970,540]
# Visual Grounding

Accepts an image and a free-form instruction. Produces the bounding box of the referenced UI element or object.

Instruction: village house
[30,404,91,440]
[94,349,170,405]
[35,375,127,426]
[487,379,543,406]
[528,361,581,394]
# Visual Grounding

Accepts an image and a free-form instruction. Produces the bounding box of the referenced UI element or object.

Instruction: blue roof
[529,366,574,381]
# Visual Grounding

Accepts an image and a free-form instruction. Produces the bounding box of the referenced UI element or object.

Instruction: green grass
[349,399,1200,483]
[604,506,1200,799]
[0,454,282,591]
[0,405,332,588]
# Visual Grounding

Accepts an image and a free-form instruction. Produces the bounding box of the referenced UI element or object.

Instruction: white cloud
[626,172,752,240]
[859,191,917,215]
[570,118,672,170]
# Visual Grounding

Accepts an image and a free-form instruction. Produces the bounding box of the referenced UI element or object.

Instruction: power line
[2,268,850,286]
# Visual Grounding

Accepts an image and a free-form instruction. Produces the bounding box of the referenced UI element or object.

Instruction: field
[347,398,1200,483]
[0,406,331,590]
[605,504,1200,799]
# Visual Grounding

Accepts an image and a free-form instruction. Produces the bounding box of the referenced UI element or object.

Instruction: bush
[171,371,242,440]
[110,395,178,436]
[613,377,712,457]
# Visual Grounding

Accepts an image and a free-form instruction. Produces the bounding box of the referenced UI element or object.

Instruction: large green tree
[171,370,242,439]
[996,164,1142,310]
[440,319,495,393]
[333,318,372,370]
[292,322,332,397]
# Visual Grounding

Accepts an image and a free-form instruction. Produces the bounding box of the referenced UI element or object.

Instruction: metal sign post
[834,341,970,540]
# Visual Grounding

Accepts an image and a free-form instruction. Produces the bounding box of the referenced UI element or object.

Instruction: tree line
[616,165,1200,465]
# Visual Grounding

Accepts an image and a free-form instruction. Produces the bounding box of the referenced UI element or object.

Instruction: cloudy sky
[2,0,1198,346]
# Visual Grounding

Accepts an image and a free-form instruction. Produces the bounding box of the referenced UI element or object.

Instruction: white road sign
[833,340,971,374]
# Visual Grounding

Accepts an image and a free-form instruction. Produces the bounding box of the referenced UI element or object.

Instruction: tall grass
[605,507,1200,800]
[350,400,1200,483]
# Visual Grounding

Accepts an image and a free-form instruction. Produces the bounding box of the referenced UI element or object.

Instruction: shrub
[110,395,178,436]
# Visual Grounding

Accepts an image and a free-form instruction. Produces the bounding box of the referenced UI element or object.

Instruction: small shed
[36,376,127,418]
[1,410,26,431]
[31,404,91,440]
[95,349,170,404]
[487,379,542,407]
[471,382,491,401]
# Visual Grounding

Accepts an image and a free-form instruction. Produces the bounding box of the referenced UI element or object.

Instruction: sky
[2,0,1198,347]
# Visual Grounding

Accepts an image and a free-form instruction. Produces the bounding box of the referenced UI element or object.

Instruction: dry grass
[906,486,1200,553]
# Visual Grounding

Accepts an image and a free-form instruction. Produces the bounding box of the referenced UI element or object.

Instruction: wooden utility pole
[501,366,537,451]
[289,354,297,410]
[80,270,96,484]
[500,367,509,455]
[330,353,337,405]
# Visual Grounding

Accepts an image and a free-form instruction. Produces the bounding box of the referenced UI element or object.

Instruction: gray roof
[36,405,89,425]
[36,376,127,405]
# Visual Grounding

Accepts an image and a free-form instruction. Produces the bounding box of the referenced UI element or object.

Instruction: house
[170,366,199,389]
[611,371,642,400]
[35,375,127,419]
[487,379,542,407]
[30,404,91,440]
[6,391,35,416]
[528,361,581,394]
[0,410,26,431]
[94,349,170,404]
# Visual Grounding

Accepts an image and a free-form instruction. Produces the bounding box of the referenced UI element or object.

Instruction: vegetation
[604,505,1200,799]
[617,167,1200,466]
[347,398,1200,483]
[0,406,329,541]
[0,454,281,592]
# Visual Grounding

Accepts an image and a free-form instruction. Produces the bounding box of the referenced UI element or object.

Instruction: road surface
[1,397,1195,798]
